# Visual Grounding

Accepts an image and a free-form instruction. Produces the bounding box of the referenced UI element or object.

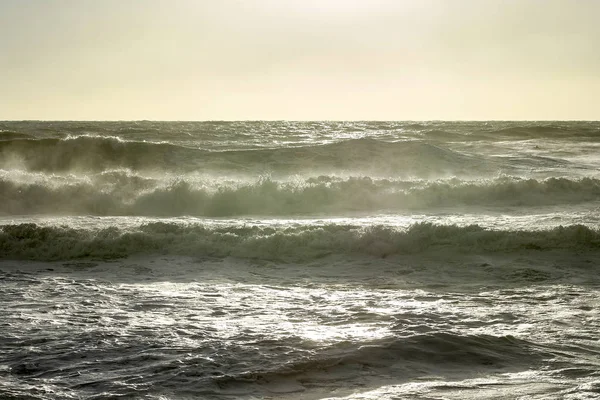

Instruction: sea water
[1,121,599,399]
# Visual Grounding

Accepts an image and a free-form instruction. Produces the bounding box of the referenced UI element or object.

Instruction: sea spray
[2,174,600,216]
[2,222,599,261]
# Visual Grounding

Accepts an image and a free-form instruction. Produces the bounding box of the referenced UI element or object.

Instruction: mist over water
[1,121,600,399]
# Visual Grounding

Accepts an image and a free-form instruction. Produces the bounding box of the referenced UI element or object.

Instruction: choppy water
[1,121,599,399]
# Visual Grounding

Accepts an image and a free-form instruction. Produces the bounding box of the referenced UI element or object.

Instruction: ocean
[1,121,599,399]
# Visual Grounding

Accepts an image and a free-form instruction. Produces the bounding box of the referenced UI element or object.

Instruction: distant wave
[486,124,597,139]
[0,136,192,172]
[0,131,34,141]
[0,136,492,176]
[2,222,599,261]
[2,120,598,139]
[419,123,600,141]
[1,174,599,216]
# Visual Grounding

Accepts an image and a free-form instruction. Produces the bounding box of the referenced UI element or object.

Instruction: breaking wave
[2,222,599,261]
[0,136,491,176]
[0,136,192,172]
[1,174,599,216]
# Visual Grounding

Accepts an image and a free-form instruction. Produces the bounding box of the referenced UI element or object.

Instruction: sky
[0,0,598,120]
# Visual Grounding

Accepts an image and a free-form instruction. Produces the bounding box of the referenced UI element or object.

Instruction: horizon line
[2,119,599,123]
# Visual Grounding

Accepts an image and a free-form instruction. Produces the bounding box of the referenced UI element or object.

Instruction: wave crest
[0,136,490,176]
[1,174,599,217]
[2,222,599,261]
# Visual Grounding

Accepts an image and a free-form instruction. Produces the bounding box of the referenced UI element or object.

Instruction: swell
[3,330,548,397]
[0,130,34,140]
[0,136,491,176]
[419,122,600,141]
[2,174,599,217]
[213,333,547,387]
[487,124,600,139]
[0,136,196,172]
[1,222,599,261]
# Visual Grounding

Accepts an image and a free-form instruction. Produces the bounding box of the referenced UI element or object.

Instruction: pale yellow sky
[1,0,598,120]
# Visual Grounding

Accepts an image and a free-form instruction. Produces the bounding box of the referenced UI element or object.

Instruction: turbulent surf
[1,121,600,399]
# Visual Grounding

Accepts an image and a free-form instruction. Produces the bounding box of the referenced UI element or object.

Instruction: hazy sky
[1,0,598,120]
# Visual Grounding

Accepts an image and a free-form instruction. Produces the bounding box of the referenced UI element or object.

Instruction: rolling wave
[0,136,492,176]
[3,327,547,398]
[0,136,191,172]
[2,222,599,261]
[0,130,34,141]
[1,174,599,216]
[209,333,547,393]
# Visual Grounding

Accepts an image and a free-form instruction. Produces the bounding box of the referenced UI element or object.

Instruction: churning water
[1,121,599,399]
